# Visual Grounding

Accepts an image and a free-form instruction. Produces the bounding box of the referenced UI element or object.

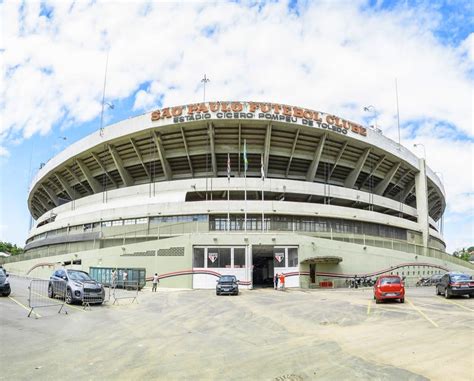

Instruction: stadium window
[193,248,205,268]
[233,248,245,268]
[207,248,231,268]
[288,248,298,267]
[124,219,136,225]
[112,220,123,227]
[101,221,112,227]
[136,218,147,224]
[273,248,286,268]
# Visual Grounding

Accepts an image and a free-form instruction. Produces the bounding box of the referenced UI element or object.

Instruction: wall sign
[151,101,367,137]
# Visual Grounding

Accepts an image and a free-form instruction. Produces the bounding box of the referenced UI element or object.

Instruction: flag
[243,139,248,173]
[261,154,265,181]
[227,153,231,182]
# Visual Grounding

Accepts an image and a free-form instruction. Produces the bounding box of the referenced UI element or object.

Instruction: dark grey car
[48,269,105,304]
[0,269,11,296]
[436,272,474,298]
[216,275,239,296]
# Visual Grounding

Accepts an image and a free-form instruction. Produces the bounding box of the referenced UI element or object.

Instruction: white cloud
[0,146,10,158]
[0,0,473,250]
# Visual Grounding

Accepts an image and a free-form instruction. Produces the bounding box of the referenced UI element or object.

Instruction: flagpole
[261,154,264,232]
[227,153,230,232]
[244,139,247,232]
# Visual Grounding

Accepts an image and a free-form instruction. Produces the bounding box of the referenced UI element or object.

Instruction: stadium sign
[151,101,367,137]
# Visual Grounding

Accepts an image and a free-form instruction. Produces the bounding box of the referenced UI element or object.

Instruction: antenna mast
[395,78,401,148]
[99,51,109,137]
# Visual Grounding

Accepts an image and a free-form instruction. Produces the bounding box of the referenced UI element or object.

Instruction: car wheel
[400,298,405,303]
[375,299,381,304]
[373,295,376,300]
[48,284,54,298]
[2,291,10,297]
[444,288,450,299]
[216,291,219,296]
[65,288,73,304]
[436,287,440,296]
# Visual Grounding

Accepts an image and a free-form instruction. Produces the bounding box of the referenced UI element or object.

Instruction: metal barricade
[112,280,139,305]
[81,281,107,310]
[28,279,67,318]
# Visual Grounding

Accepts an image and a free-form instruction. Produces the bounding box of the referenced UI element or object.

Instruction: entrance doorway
[310,264,316,284]
[252,245,274,287]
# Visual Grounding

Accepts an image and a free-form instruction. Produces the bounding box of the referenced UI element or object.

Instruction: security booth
[89,267,147,289]
[301,256,343,288]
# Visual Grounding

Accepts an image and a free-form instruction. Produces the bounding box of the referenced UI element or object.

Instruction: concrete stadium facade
[4,101,473,287]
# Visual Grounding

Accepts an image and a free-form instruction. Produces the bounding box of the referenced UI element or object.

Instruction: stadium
[3,101,473,288]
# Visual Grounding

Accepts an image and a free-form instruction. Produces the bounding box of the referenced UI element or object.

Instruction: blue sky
[0,0,472,252]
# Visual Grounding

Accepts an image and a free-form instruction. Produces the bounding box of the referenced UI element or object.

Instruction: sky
[0,0,472,252]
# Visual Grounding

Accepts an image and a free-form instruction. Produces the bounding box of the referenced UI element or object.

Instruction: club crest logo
[275,253,284,263]
[208,252,218,263]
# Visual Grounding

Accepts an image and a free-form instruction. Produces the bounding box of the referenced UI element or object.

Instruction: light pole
[99,102,115,137]
[413,143,426,158]
[363,105,379,130]
[201,74,210,103]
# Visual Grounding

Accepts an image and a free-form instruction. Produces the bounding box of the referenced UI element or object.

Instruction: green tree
[453,246,473,262]
[0,241,24,256]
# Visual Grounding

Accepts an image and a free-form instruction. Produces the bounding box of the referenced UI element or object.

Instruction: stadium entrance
[252,245,275,287]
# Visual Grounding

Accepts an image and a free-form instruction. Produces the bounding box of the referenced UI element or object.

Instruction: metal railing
[111,280,139,305]
[3,220,473,271]
[28,279,68,318]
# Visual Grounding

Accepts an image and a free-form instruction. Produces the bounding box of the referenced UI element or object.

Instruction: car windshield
[451,274,471,281]
[68,271,93,281]
[220,276,236,282]
[380,277,401,285]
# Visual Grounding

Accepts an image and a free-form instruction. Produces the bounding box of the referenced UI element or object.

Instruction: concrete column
[415,158,429,248]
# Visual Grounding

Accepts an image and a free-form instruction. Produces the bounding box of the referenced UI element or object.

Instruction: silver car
[48,269,105,304]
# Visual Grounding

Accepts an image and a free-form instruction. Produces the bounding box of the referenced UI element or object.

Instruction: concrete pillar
[415,158,429,248]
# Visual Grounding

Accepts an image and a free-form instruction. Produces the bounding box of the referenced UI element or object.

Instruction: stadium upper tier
[28,101,445,224]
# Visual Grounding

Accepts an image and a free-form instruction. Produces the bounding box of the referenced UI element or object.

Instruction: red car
[374,275,405,303]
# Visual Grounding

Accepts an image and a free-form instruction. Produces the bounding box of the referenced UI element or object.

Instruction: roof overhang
[301,256,343,264]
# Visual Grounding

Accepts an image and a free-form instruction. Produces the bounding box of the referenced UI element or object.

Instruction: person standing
[123,270,128,283]
[152,273,159,292]
[279,273,285,290]
[274,273,279,290]
[111,269,117,288]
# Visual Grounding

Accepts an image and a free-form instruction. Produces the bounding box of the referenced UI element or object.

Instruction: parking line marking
[8,296,41,318]
[441,299,474,312]
[31,290,85,312]
[407,299,438,328]
[367,300,371,315]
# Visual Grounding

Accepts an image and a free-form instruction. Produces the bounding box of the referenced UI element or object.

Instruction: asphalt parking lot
[1,276,473,381]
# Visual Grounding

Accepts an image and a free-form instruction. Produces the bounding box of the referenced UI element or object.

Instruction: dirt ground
[1,276,473,381]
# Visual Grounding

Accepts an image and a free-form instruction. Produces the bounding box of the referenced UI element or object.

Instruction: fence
[89,267,146,289]
[28,279,67,318]
[111,280,139,305]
